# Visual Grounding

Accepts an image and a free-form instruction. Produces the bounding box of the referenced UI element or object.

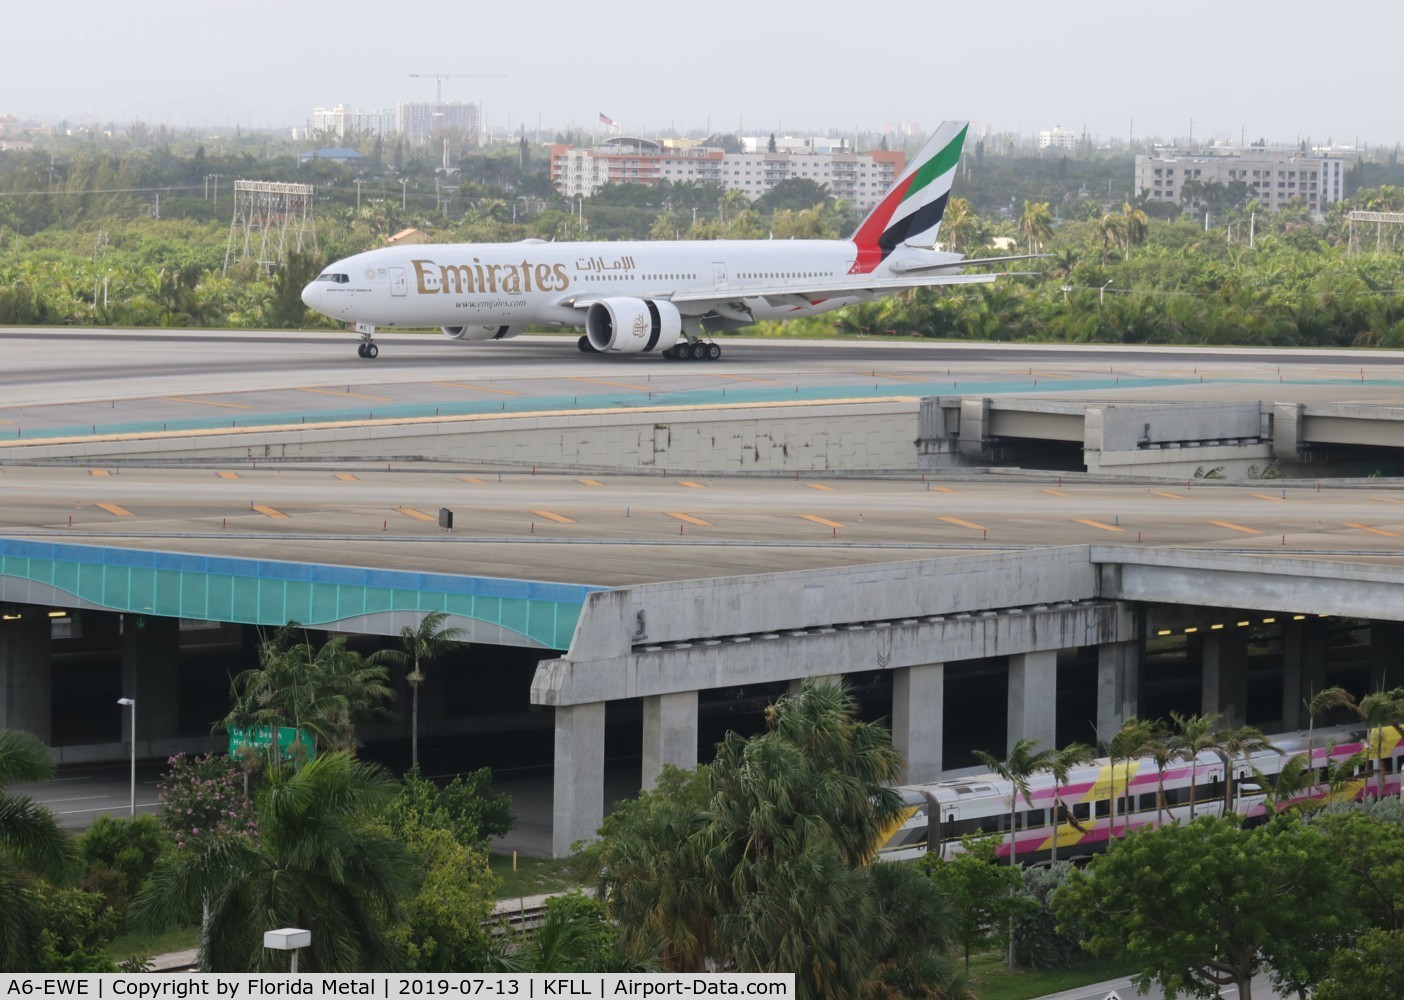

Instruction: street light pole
[116,698,136,817]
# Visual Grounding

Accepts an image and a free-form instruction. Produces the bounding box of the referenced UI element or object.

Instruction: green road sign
[229,725,315,761]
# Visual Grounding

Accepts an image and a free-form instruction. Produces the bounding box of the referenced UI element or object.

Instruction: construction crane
[410,73,506,103]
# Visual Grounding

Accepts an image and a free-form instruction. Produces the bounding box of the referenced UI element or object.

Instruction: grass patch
[108,925,200,964]
[967,952,1137,1000]
[490,852,592,900]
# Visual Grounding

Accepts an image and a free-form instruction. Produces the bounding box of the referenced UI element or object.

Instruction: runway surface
[3,327,1403,586]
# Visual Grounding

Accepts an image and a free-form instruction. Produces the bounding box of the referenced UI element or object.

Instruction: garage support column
[641,690,698,791]
[1282,619,1329,730]
[1201,628,1249,729]
[892,662,944,783]
[1007,650,1057,752]
[1370,622,1404,693]
[552,701,606,858]
[0,608,52,743]
[121,615,180,746]
[1096,640,1141,746]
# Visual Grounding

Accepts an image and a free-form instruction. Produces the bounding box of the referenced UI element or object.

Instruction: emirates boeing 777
[300,120,1020,361]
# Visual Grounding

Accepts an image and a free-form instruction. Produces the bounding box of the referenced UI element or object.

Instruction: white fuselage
[301,238,872,332]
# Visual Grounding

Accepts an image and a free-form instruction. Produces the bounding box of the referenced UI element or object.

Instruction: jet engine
[584,298,682,354]
[441,325,521,341]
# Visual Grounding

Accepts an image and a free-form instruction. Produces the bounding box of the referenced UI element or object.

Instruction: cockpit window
[316,273,350,284]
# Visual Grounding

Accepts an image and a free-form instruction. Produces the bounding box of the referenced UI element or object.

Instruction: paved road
[1036,972,1283,1000]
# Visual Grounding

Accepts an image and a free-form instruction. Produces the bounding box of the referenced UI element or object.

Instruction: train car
[875,722,1401,865]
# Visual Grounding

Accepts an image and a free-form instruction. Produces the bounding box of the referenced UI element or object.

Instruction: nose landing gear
[355,323,378,359]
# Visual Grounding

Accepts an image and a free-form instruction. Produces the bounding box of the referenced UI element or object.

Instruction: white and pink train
[877,723,1404,863]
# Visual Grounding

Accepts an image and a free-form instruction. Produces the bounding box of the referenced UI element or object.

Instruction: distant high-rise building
[550,137,904,211]
[1037,126,1078,150]
[309,105,395,139]
[1135,148,1344,213]
[396,102,480,145]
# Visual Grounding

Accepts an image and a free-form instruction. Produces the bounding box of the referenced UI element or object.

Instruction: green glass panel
[363,587,393,613]
[310,584,340,623]
[258,580,287,623]
[155,570,183,616]
[207,575,235,622]
[500,598,530,638]
[283,581,314,624]
[181,573,208,619]
[53,561,80,599]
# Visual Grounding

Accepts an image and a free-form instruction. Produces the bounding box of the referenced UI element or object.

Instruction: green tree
[923,837,1023,973]
[383,764,514,850]
[0,729,76,972]
[1018,200,1054,254]
[1169,711,1223,818]
[592,682,961,1000]
[374,611,467,768]
[1315,929,1404,1000]
[509,893,655,973]
[1107,717,1158,835]
[1041,741,1095,859]
[385,816,498,972]
[1055,816,1348,1000]
[135,751,418,972]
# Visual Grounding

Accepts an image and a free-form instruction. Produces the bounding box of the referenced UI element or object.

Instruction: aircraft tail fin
[848,121,969,273]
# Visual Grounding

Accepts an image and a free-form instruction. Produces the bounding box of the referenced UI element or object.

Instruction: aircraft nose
[300,280,319,311]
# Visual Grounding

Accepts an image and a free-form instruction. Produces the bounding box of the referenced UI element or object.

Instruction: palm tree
[1218,725,1276,810]
[374,612,467,768]
[973,738,1056,869]
[1107,718,1157,837]
[1018,200,1054,255]
[0,730,76,972]
[1355,689,1404,800]
[1253,754,1317,816]
[939,197,979,252]
[1118,202,1149,257]
[1141,721,1177,826]
[1040,742,1094,861]
[1307,686,1357,756]
[1170,711,1223,819]
[135,752,417,972]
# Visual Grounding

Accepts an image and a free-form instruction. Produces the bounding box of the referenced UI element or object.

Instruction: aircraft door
[389,267,408,297]
[711,261,728,287]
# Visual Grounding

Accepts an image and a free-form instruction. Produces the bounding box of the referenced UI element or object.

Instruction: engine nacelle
[441,325,521,341]
[584,298,682,354]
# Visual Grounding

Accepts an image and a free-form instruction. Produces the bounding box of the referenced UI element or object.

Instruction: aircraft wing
[888,253,1049,274]
[663,271,998,312]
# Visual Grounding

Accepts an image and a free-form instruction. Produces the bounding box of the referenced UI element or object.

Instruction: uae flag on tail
[599,113,616,126]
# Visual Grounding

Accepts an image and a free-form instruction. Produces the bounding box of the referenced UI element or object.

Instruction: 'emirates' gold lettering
[410,257,571,296]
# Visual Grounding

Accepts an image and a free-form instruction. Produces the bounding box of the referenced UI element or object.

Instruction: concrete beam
[1097,637,1141,746]
[1093,547,1404,623]
[535,601,1126,708]
[1200,629,1249,729]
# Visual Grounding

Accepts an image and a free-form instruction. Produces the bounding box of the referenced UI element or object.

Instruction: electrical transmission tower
[223,181,318,273]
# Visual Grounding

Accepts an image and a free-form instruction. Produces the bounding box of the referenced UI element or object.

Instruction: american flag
[599,113,616,126]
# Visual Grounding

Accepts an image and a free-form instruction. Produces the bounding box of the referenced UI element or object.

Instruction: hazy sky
[6,0,1398,145]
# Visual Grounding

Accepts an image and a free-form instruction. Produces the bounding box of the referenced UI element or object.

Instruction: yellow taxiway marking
[532,509,576,524]
[162,395,252,410]
[296,386,394,402]
[801,514,846,529]
[928,485,958,494]
[667,512,713,526]
[938,515,987,532]
[677,480,707,489]
[805,483,837,492]
[577,478,604,487]
[567,376,653,392]
[252,505,287,519]
[1210,520,1262,535]
[334,473,359,482]
[96,502,132,517]
[459,476,486,484]
[1030,371,1072,380]
[216,471,240,479]
[1344,522,1399,537]
[161,390,252,407]
[1150,490,1186,500]
[1040,488,1072,497]
[89,469,110,477]
[1252,493,1287,502]
[431,381,523,395]
[395,506,437,522]
[1074,518,1124,533]
[1370,496,1404,504]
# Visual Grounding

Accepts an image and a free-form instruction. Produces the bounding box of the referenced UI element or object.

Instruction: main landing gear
[577,335,597,353]
[663,339,722,361]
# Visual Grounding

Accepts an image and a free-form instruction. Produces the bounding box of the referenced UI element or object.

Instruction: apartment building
[551,137,905,211]
[1135,149,1345,212]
